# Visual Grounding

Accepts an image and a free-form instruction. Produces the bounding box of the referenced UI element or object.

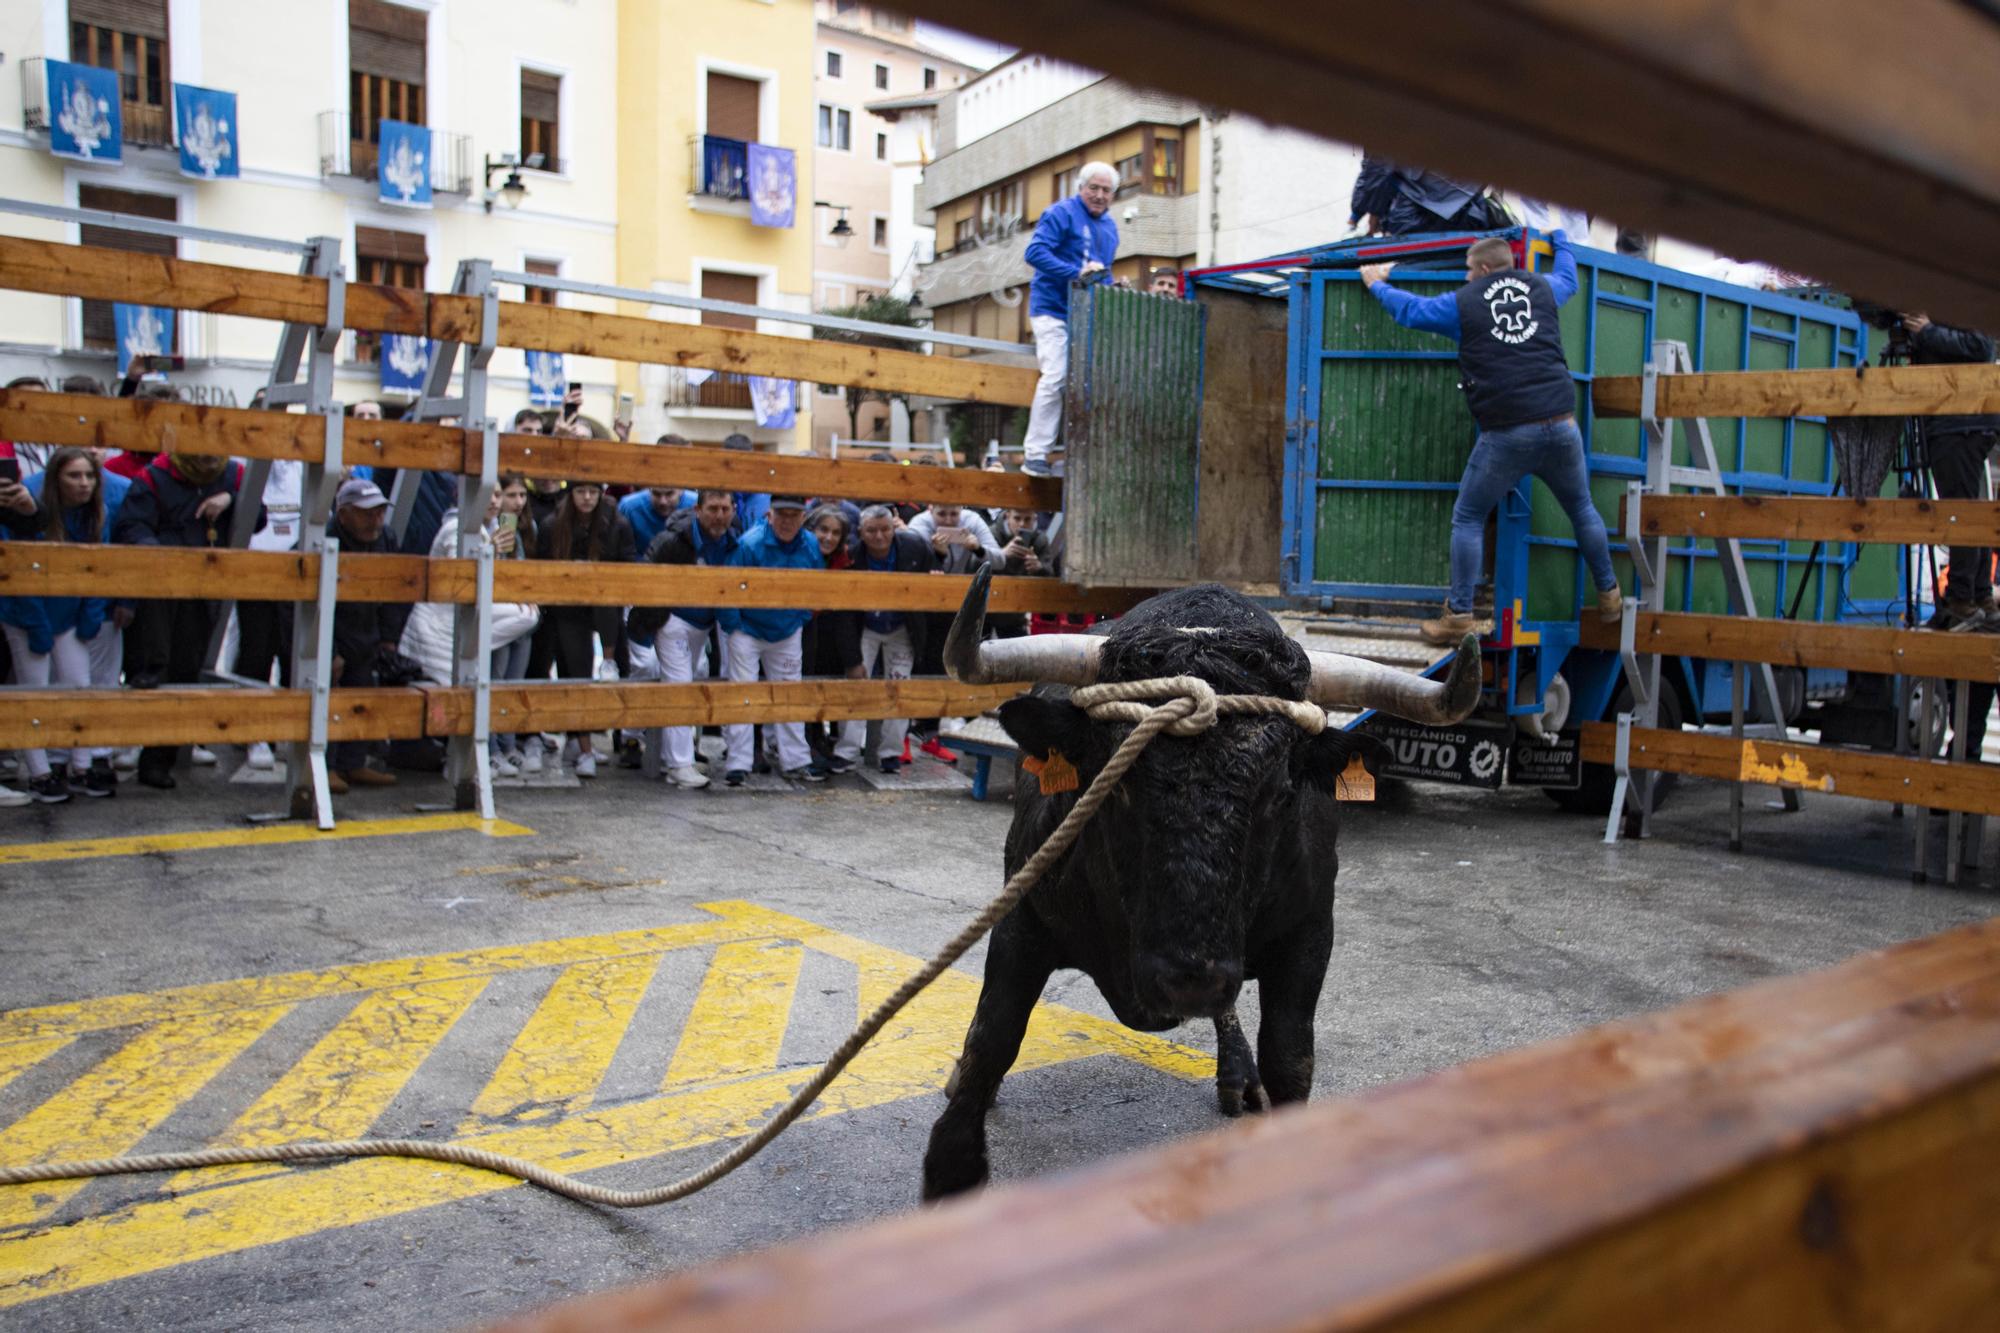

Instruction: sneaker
[521,743,545,775]
[136,769,177,790]
[245,741,276,771]
[1596,585,1624,624]
[667,764,711,790]
[575,751,597,779]
[724,769,748,788]
[191,745,218,766]
[0,783,30,808]
[920,736,960,764]
[822,754,856,776]
[616,738,644,769]
[29,773,71,804]
[114,747,140,772]
[562,737,580,767]
[1020,457,1054,478]
[0,754,17,778]
[879,757,902,775]
[786,765,827,783]
[491,751,522,779]
[79,759,117,799]
[901,735,914,764]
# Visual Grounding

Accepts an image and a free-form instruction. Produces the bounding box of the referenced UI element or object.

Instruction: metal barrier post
[445,261,498,817]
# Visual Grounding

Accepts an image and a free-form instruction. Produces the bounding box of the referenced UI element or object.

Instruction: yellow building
[617,0,817,451]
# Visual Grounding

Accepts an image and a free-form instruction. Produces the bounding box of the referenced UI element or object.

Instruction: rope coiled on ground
[0,678,1326,1207]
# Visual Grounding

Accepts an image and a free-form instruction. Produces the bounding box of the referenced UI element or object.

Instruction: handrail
[1593,362,2000,420]
[0,196,316,255]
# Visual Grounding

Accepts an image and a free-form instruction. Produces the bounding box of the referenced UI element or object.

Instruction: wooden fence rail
[1593,362,2000,420]
[1575,612,2000,682]
[1623,495,2000,545]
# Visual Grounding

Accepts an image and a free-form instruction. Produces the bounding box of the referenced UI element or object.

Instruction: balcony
[689,134,749,210]
[317,110,473,195]
[661,369,754,412]
[20,56,173,151]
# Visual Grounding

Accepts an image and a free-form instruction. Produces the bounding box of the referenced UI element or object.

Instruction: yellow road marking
[0,1007,294,1229]
[172,980,489,1192]
[0,812,533,868]
[664,939,804,1088]
[0,901,1213,1307]
[466,956,660,1128]
[0,1039,70,1096]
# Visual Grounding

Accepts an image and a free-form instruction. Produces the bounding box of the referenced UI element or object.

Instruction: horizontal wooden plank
[1628,495,2000,545]
[1576,612,2000,682]
[492,912,2000,1333]
[497,435,1063,510]
[0,545,428,603]
[0,389,461,473]
[0,688,420,748]
[421,679,1027,736]
[1579,723,2000,816]
[467,562,1143,616]
[1594,363,2000,420]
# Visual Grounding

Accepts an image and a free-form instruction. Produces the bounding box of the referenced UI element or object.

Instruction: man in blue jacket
[1021,162,1119,477]
[1360,231,1620,645]
[718,495,824,785]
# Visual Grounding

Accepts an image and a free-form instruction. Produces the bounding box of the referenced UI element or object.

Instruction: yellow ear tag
[1020,749,1080,795]
[1335,754,1376,802]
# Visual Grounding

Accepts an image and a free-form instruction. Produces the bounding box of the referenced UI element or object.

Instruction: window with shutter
[69,0,172,148]
[523,257,560,307]
[348,0,427,178]
[705,71,760,143]
[352,225,428,364]
[77,185,177,351]
[874,63,889,91]
[700,270,759,330]
[520,69,561,173]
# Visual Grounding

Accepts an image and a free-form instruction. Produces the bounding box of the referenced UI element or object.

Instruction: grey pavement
[0,751,1993,1330]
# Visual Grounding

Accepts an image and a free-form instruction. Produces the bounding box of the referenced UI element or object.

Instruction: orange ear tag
[1020,749,1080,795]
[1335,754,1376,802]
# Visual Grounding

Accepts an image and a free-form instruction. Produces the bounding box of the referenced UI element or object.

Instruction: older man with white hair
[1020,161,1119,477]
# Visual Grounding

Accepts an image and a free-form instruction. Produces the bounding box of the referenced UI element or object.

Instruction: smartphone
[0,457,18,485]
[617,392,634,421]
[496,511,519,535]
[562,381,582,422]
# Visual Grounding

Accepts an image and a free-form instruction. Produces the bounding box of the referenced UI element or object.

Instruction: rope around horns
[0,678,1327,1208]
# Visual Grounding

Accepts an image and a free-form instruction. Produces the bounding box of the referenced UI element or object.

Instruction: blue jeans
[1448,417,1616,614]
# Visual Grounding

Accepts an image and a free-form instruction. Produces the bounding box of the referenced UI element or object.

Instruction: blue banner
[173,83,238,179]
[748,376,796,430]
[747,143,796,229]
[377,119,432,208]
[114,304,173,377]
[701,135,746,199]
[380,334,431,393]
[45,60,121,163]
[526,350,566,407]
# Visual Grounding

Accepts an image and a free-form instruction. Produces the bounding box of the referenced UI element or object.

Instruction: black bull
[922,572,1480,1200]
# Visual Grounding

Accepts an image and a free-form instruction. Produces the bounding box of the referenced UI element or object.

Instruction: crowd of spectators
[0,373,1062,806]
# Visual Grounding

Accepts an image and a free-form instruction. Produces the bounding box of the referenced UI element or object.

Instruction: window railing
[661,368,754,410]
[19,55,171,149]
[690,134,749,201]
[317,110,473,194]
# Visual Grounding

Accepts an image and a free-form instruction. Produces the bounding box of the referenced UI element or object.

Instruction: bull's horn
[944,566,1104,686]
[1305,633,1481,725]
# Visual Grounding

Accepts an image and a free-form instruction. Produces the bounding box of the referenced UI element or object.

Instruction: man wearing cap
[718,495,824,786]
[324,479,411,792]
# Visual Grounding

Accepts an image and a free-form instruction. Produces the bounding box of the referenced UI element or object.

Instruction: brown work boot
[341,766,398,788]
[1421,608,1477,646]
[1597,585,1624,623]
[325,770,350,796]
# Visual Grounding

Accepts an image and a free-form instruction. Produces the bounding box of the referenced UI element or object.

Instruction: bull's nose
[1135,954,1242,1017]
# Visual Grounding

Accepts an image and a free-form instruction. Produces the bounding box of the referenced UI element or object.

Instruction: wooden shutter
[355,225,428,268]
[70,0,167,38]
[700,270,759,330]
[78,185,176,350]
[349,0,426,85]
[521,69,559,121]
[524,257,559,307]
[705,72,760,142]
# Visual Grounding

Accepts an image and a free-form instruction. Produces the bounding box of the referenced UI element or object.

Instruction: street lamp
[816,200,854,247]
[483,154,529,213]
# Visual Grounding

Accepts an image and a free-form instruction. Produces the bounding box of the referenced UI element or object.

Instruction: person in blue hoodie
[25,448,132,791]
[1020,161,1119,476]
[2,448,114,802]
[718,494,823,786]
[626,489,740,790]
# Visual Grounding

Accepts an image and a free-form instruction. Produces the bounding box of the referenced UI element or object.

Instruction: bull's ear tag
[1020,749,1079,795]
[1335,754,1375,802]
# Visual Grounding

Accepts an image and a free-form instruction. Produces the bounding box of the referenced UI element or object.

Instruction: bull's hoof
[1216,1080,1266,1118]
[921,1151,990,1202]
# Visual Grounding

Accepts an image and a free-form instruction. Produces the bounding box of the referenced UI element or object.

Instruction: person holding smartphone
[536,476,635,779]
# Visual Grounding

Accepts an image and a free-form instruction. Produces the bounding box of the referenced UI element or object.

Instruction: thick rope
[0,679,1325,1207]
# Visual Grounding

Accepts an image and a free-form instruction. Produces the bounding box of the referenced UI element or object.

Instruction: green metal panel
[1063,284,1206,586]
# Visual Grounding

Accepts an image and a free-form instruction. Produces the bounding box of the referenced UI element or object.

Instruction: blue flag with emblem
[114,304,173,377]
[173,83,238,179]
[377,119,432,207]
[748,376,796,430]
[45,60,121,163]
[380,334,432,393]
[526,350,566,407]
[746,143,796,229]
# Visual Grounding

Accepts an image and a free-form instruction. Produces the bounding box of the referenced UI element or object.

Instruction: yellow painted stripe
[0,903,779,1043]
[171,979,488,1193]
[663,940,805,1089]
[466,956,660,1128]
[0,812,533,868]
[0,1038,70,1096]
[0,1006,293,1229]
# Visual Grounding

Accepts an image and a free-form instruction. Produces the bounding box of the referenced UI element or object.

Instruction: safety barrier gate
[0,228,1132,829]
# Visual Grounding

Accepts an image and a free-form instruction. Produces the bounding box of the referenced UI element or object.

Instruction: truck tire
[1544,682,1685,816]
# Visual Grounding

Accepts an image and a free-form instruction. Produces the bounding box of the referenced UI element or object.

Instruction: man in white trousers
[718,496,824,786]
[1020,162,1120,477]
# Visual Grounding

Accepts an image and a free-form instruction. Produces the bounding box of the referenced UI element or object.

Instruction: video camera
[1851,299,1915,361]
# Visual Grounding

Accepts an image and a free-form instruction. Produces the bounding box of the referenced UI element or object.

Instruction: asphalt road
[1,751,1994,1330]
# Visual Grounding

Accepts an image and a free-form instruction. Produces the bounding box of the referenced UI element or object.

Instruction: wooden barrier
[1576,612,2000,681]
[492,914,2000,1332]
[0,687,421,750]
[1624,494,2000,546]
[1594,362,2000,420]
[0,544,428,603]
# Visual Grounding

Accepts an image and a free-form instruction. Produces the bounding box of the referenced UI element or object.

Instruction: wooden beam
[419,679,1027,737]
[0,390,461,473]
[490,915,2000,1333]
[895,0,2000,331]
[1579,723,2000,816]
[1576,612,2000,682]
[1593,364,2000,420]
[465,562,1145,615]
[1627,495,2000,545]
[0,688,419,748]
[495,435,1062,510]
[0,545,428,603]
